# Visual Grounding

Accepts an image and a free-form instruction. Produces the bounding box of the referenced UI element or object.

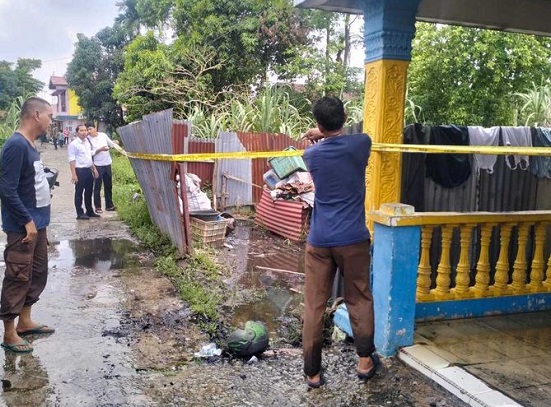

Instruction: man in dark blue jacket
[0,97,56,353]
[301,96,378,387]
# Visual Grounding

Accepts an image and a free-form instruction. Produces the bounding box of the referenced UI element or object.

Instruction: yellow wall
[68,89,82,116]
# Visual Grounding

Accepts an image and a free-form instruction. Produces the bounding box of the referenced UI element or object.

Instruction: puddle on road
[0,238,146,407]
[49,238,141,270]
[222,222,305,338]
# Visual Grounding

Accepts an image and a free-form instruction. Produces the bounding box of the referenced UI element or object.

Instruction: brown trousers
[302,240,375,376]
[0,229,48,321]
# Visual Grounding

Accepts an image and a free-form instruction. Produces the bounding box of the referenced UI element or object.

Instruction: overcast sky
[0,0,119,101]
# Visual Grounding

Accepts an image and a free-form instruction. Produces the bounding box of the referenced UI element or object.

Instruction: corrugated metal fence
[117,109,313,254]
[118,109,189,254]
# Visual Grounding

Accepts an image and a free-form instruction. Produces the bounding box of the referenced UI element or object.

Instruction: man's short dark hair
[20,97,50,119]
[76,124,86,132]
[85,121,95,128]
[312,96,346,132]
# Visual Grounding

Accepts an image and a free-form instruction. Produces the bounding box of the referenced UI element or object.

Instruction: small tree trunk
[344,14,351,68]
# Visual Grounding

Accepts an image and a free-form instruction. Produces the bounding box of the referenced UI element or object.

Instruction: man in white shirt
[85,122,118,213]
[68,124,99,220]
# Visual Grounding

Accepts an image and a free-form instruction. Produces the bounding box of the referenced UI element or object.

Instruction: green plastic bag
[227,321,269,357]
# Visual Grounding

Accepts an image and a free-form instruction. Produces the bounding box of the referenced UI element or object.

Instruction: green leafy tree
[115,0,143,36]
[67,24,131,131]
[171,0,309,90]
[407,23,551,126]
[276,11,364,103]
[112,0,362,127]
[0,58,43,112]
[113,32,178,121]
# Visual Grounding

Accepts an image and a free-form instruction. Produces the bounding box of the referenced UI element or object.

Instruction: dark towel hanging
[425,125,472,188]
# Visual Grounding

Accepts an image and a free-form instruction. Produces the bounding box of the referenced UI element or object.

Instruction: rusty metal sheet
[172,120,188,154]
[255,189,310,243]
[187,139,215,187]
[237,132,271,204]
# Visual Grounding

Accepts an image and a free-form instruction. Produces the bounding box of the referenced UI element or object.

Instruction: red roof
[49,76,67,89]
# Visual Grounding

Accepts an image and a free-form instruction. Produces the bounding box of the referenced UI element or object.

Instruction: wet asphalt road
[0,144,151,406]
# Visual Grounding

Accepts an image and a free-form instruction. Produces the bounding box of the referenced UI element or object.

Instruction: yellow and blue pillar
[295,0,421,356]
[363,0,420,215]
[334,0,421,356]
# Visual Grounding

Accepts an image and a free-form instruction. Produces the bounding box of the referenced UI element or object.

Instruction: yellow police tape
[125,143,551,162]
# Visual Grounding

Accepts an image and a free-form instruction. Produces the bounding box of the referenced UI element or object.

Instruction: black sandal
[305,372,326,388]
[357,353,380,382]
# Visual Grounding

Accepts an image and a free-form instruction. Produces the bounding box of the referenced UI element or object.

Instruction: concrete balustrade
[334,204,551,356]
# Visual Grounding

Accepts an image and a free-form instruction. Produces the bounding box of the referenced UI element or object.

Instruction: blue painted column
[333,205,421,357]
[362,0,421,357]
[372,222,420,356]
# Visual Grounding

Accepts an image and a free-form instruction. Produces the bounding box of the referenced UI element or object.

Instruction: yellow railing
[371,209,551,302]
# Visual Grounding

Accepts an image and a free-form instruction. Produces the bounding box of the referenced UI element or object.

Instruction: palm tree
[515,83,551,127]
[116,0,142,37]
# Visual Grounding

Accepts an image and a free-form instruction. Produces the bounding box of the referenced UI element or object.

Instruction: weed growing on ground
[229,205,255,218]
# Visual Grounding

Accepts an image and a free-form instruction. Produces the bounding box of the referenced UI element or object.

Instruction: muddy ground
[0,143,467,406]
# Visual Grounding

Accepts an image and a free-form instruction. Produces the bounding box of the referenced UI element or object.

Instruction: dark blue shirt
[0,132,51,233]
[303,133,371,247]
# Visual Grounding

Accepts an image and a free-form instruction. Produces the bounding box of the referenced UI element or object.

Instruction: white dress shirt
[68,137,94,168]
[87,132,114,166]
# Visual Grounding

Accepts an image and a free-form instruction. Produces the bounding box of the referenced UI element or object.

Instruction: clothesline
[372,143,551,156]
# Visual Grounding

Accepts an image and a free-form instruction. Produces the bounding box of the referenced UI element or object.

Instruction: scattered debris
[194,343,222,358]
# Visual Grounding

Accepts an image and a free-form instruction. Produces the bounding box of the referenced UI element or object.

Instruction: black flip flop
[305,372,326,389]
[358,353,380,382]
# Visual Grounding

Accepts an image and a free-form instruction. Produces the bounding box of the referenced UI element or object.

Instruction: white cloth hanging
[501,126,532,170]
[468,126,500,175]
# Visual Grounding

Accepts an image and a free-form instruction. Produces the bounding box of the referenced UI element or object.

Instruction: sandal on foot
[305,373,326,389]
[358,353,380,382]
[1,340,33,353]
[17,324,55,336]
[95,208,103,213]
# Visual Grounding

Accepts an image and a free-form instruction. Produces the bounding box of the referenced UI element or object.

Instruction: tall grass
[184,86,315,138]
[0,96,25,146]
[515,83,551,127]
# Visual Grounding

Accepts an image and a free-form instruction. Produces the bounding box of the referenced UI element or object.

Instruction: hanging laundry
[401,123,427,211]
[501,126,532,170]
[425,125,472,188]
[468,126,500,175]
[530,128,551,179]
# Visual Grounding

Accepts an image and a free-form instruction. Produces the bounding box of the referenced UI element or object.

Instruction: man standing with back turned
[301,96,378,388]
[0,97,56,353]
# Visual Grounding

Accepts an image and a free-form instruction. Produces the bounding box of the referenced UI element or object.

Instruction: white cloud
[0,0,119,99]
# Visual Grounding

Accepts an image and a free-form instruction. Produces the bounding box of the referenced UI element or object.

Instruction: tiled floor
[408,310,551,407]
